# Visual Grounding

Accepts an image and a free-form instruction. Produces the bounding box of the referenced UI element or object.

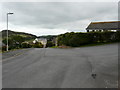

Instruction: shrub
[46,41,55,47]
[33,42,43,48]
[57,31,119,47]
[21,42,32,48]
[2,46,6,51]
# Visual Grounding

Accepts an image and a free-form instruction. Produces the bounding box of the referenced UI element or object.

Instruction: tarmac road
[2,44,118,88]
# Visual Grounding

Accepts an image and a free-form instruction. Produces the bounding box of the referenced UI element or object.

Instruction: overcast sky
[0,1,118,36]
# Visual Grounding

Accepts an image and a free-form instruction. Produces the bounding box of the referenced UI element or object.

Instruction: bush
[21,42,32,48]
[46,41,55,47]
[2,46,6,51]
[33,42,43,48]
[57,31,119,47]
[2,35,26,50]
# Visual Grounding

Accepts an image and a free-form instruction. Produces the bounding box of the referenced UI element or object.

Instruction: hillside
[38,35,57,41]
[1,30,37,39]
[1,30,38,51]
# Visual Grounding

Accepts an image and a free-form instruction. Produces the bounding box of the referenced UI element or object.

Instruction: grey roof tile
[86,21,120,30]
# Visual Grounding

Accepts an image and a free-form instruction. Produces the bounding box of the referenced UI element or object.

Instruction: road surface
[2,44,118,88]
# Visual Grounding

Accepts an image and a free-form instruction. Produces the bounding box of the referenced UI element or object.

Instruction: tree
[21,42,32,48]
[2,35,25,50]
[46,41,55,47]
[33,41,43,48]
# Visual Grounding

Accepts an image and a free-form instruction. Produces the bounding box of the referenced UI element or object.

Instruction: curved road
[2,44,118,88]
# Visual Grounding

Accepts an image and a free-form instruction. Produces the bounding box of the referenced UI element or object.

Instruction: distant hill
[1,30,37,39]
[38,35,57,41]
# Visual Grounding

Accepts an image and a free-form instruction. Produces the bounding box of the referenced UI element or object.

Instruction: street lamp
[6,12,14,51]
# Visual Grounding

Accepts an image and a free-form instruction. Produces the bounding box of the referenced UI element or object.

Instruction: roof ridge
[91,21,120,24]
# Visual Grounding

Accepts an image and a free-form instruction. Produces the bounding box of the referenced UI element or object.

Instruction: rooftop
[86,21,120,30]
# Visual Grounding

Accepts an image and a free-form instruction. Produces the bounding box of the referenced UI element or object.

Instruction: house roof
[37,38,47,41]
[86,21,120,30]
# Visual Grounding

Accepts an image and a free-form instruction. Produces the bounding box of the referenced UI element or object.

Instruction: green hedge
[57,31,120,47]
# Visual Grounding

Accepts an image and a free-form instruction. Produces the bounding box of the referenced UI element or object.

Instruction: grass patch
[50,46,59,48]
[26,39,34,42]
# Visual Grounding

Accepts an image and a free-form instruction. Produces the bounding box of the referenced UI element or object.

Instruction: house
[86,21,120,32]
[33,38,47,48]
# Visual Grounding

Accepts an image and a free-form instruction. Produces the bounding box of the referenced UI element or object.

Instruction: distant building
[86,21,120,32]
[33,38,47,48]
[52,37,58,46]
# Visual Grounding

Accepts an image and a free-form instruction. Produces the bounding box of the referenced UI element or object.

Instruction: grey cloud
[1,2,118,30]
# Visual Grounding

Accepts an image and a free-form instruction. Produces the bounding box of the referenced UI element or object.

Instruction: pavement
[2,48,32,60]
[2,44,118,88]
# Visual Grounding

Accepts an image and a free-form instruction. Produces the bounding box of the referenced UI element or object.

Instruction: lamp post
[6,12,14,51]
